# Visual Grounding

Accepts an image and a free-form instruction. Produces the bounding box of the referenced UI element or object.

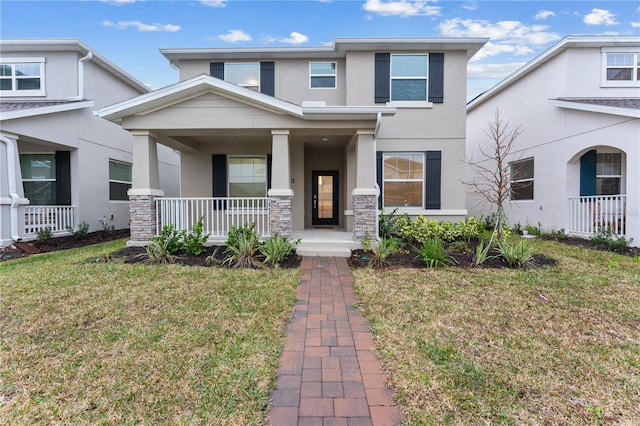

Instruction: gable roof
[467,35,640,111]
[160,37,489,63]
[97,74,396,123]
[0,39,150,94]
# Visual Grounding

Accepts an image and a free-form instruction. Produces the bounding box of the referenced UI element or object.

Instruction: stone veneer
[129,195,157,242]
[269,195,292,237]
[353,194,377,241]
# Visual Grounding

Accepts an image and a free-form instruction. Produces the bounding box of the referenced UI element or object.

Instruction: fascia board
[0,100,95,121]
[548,99,640,118]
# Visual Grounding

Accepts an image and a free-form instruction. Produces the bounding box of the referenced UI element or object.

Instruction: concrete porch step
[295,239,360,258]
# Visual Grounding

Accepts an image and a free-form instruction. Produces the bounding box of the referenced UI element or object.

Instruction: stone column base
[129,194,158,243]
[353,193,377,242]
[269,195,293,238]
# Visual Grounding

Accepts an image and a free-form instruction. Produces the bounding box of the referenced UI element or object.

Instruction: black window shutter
[376,151,383,208]
[260,62,275,96]
[580,150,597,196]
[266,154,273,190]
[425,151,441,209]
[210,62,224,79]
[55,151,71,205]
[428,53,444,103]
[374,53,390,103]
[212,155,227,210]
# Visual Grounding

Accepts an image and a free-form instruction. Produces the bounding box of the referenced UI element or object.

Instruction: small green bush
[397,216,481,244]
[415,237,453,268]
[36,227,53,245]
[224,223,262,268]
[182,217,210,255]
[498,240,536,268]
[260,233,299,267]
[369,237,401,268]
[145,239,177,264]
[591,227,633,252]
[69,221,90,240]
[378,208,401,239]
[152,225,185,254]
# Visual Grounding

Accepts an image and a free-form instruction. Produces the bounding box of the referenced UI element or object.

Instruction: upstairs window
[390,54,428,101]
[310,62,336,89]
[0,58,45,96]
[510,158,534,201]
[224,63,260,91]
[602,48,640,87]
[109,160,132,201]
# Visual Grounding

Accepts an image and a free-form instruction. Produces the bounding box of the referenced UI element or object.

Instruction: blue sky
[1,0,639,99]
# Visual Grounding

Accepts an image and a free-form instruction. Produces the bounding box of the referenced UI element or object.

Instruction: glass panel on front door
[318,175,333,219]
[312,171,339,226]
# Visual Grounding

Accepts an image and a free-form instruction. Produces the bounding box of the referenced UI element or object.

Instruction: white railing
[24,205,76,235]
[156,197,270,238]
[569,195,626,236]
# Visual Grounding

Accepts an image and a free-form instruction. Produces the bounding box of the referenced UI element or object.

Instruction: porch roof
[0,100,95,121]
[548,97,640,118]
[97,74,396,123]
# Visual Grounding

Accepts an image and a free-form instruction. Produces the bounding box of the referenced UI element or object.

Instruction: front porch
[568,194,627,237]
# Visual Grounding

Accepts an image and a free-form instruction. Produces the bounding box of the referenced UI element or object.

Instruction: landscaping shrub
[498,239,536,268]
[378,208,402,239]
[591,227,634,252]
[260,233,299,267]
[36,227,53,245]
[414,237,453,267]
[68,221,90,240]
[223,223,262,268]
[182,217,210,255]
[397,216,481,244]
[368,237,402,268]
[152,224,185,254]
[145,239,177,264]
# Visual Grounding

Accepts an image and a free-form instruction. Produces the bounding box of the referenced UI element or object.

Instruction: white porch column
[268,129,293,237]
[352,130,377,241]
[0,132,28,246]
[128,131,164,246]
[626,152,640,247]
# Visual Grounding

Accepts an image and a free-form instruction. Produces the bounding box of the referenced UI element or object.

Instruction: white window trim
[382,152,425,209]
[509,158,534,202]
[0,57,46,96]
[390,54,428,102]
[224,62,260,91]
[309,61,337,90]
[600,47,640,88]
[596,152,623,196]
[227,154,268,198]
[109,159,132,202]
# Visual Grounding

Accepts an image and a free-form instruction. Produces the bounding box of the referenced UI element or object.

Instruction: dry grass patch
[353,239,640,425]
[0,240,299,425]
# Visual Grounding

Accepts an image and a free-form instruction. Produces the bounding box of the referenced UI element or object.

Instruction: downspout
[1,136,22,242]
[374,112,381,240]
[67,51,93,101]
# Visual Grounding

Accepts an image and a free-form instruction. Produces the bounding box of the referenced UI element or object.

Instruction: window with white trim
[225,63,260,91]
[109,160,132,201]
[310,62,336,88]
[0,57,45,96]
[228,156,267,197]
[596,152,622,195]
[20,153,56,205]
[383,152,424,207]
[391,54,428,101]
[509,158,534,201]
[601,48,640,87]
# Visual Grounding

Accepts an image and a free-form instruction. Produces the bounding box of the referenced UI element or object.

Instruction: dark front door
[312,171,339,226]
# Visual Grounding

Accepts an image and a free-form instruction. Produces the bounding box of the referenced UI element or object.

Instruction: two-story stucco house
[98,37,487,250]
[466,36,639,248]
[0,39,180,247]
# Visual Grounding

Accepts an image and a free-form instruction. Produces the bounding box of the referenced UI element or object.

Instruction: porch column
[352,130,377,242]
[268,129,293,237]
[0,132,28,247]
[627,156,640,247]
[128,131,164,246]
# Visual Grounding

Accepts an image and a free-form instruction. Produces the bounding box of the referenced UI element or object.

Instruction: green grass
[352,239,640,425]
[0,240,299,425]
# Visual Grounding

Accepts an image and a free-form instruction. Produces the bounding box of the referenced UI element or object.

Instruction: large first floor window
[596,152,622,195]
[20,153,56,205]
[383,152,424,207]
[228,156,267,197]
[510,158,534,201]
[109,160,132,201]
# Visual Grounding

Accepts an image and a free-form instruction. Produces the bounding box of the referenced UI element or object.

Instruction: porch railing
[156,197,270,238]
[568,195,626,237]
[24,205,76,235]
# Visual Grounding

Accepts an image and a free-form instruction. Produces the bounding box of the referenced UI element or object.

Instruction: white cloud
[583,8,618,26]
[470,42,533,62]
[631,22,640,28]
[362,0,441,17]
[218,29,252,42]
[467,62,527,80]
[280,32,309,45]
[99,0,137,4]
[437,18,560,45]
[535,10,555,20]
[200,0,227,8]
[461,1,477,11]
[102,20,180,32]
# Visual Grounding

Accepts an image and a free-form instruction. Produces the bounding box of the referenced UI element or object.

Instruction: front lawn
[0,240,299,425]
[353,238,640,425]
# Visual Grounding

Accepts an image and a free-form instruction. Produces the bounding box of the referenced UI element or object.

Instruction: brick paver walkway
[267,257,403,426]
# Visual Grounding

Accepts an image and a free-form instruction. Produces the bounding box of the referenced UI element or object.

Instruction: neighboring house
[0,39,180,247]
[98,37,487,247]
[466,36,639,247]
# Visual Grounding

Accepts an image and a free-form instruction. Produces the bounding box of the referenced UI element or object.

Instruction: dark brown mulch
[0,229,130,262]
